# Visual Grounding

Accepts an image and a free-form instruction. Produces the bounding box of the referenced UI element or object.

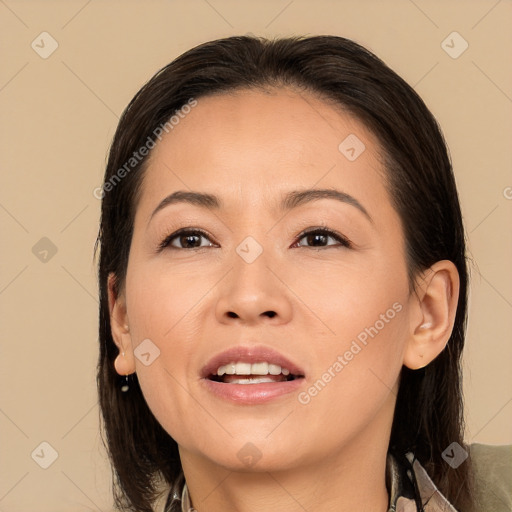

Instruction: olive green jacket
[152,443,511,512]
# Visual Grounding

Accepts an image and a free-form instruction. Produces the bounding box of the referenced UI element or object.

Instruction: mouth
[207,361,304,384]
[201,346,306,382]
[200,346,306,402]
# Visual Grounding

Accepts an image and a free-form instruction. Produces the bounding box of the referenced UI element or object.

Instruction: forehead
[138,87,390,219]
[151,87,378,162]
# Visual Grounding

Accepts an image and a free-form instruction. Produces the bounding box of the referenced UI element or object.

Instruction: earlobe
[403,261,460,370]
[114,350,136,377]
[108,273,136,375]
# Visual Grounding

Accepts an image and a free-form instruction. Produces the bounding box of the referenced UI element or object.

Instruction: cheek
[125,258,205,337]
[289,247,409,346]
[291,252,409,420]
[295,303,408,451]
[123,262,205,413]
[125,253,223,375]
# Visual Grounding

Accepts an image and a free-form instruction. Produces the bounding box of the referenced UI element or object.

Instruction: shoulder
[469,443,512,512]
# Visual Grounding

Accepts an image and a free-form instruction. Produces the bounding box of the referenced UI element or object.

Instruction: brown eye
[158,229,215,251]
[295,229,351,249]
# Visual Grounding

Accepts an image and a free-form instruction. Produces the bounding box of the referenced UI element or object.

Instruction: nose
[214,249,293,326]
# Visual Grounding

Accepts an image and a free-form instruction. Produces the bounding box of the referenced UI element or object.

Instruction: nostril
[264,311,277,318]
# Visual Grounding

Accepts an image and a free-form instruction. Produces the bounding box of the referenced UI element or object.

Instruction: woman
[95,35,508,512]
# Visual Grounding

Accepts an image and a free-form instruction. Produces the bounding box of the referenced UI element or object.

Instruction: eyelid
[293,227,352,249]
[157,225,353,252]
[157,227,216,252]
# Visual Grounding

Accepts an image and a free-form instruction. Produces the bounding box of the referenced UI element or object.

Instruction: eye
[157,226,351,252]
[158,228,216,251]
[293,228,351,249]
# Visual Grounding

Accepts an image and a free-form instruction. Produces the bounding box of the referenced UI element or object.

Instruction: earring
[121,374,130,392]
[120,351,130,392]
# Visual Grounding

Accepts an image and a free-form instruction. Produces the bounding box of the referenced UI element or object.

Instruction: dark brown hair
[96,35,472,511]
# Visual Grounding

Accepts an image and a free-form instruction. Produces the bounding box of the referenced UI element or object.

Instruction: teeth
[225,363,236,375]
[230,377,277,385]
[216,361,292,377]
[237,362,251,375]
[268,364,281,375]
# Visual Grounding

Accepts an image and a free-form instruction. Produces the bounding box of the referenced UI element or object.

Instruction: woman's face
[118,88,415,472]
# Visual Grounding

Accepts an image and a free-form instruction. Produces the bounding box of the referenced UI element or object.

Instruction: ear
[108,272,136,376]
[403,260,460,370]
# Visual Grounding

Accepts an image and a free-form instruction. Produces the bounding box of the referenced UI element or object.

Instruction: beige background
[1,0,511,510]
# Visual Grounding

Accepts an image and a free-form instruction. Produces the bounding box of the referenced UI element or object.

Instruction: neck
[179,421,391,512]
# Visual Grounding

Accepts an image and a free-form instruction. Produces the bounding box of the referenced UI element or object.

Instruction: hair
[95,35,473,511]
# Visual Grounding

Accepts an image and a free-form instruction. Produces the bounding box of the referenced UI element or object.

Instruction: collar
[387,452,458,512]
[175,452,458,512]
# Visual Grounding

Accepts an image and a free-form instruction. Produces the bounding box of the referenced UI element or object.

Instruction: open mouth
[207,361,304,384]
[209,374,301,384]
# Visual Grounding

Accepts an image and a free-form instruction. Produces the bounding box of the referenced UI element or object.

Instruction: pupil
[182,234,200,247]
[308,234,326,246]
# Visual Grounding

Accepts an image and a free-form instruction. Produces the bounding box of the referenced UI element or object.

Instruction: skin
[109,88,459,512]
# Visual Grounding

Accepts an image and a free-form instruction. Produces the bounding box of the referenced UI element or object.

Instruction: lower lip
[201,377,304,404]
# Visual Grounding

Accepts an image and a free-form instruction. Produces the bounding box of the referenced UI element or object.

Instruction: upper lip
[201,345,306,378]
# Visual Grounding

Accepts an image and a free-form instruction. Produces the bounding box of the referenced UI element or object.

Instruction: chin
[194,437,309,474]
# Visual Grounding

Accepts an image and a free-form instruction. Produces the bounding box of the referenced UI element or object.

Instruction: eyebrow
[149,188,372,224]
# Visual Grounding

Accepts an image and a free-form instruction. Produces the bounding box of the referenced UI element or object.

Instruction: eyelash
[157,227,352,252]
